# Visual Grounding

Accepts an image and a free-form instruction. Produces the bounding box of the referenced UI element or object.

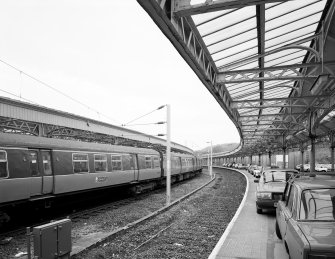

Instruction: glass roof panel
[240,109,259,116]
[215,48,258,67]
[208,33,257,56]
[266,33,315,52]
[265,0,324,21]
[265,50,307,66]
[192,9,238,26]
[266,27,318,50]
[265,1,325,32]
[204,19,257,48]
[197,6,256,37]
[265,13,321,41]
[265,89,291,99]
[232,89,260,100]
[227,81,258,91]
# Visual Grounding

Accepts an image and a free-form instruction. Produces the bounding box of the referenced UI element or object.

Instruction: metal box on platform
[33,219,71,259]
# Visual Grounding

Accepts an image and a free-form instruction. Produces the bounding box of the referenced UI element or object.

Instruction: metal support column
[268,151,272,167]
[283,147,287,169]
[310,136,316,173]
[330,132,335,172]
[300,145,305,172]
[331,146,334,172]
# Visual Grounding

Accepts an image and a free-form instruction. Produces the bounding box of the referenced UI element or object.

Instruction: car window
[283,183,291,202]
[299,188,335,221]
[264,171,286,183]
[287,185,295,212]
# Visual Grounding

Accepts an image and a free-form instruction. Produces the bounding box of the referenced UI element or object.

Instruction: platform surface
[209,168,289,259]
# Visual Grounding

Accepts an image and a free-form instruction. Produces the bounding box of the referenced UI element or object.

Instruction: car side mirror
[254,179,259,183]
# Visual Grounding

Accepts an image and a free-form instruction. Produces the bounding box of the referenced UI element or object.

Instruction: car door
[284,186,304,259]
[277,183,292,238]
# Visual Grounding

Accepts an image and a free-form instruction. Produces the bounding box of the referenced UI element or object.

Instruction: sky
[0,0,240,150]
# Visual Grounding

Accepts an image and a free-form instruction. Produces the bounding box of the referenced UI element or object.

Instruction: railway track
[0,172,210,258]
[73,168,246,259]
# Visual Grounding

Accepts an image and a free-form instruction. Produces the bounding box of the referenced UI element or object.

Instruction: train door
[41,150,53,194]
[132,154,139,181]
[28,149,53,196]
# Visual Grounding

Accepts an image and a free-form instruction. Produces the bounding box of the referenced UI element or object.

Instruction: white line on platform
[207,167,249,259]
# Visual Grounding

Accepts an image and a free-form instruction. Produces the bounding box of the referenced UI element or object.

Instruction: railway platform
[209,168,289,259]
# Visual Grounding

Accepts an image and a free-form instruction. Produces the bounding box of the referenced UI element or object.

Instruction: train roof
[0,133,160,155]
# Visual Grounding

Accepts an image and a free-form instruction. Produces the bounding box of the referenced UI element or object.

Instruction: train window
[173,157,180,169]
[94,154,107,172]
[42,151,52,176]
[0,150,8,178]
[111,155,122,171]
[153,156,160,168]
[182,159,186,167]
[145,156,152,169]
[177,158,181,167]
[138,155,146,169]
[72,153,89,173]
[29,151,40,176]
[123,154,135,170]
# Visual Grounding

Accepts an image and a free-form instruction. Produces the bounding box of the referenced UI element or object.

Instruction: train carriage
[0,132,202,223]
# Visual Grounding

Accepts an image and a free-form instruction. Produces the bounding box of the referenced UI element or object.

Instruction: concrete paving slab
[209,169,289,259]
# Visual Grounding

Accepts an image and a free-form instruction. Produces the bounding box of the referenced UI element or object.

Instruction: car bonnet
[298,221,335,252]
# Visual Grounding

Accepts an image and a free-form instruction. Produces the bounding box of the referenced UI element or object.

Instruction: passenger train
[0,133,202,223]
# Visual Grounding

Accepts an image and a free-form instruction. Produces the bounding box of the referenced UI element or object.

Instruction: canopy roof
[138,0,335,156]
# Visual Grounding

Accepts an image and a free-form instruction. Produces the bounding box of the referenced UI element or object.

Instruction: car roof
[291,174,335,189]
[263,169,299,173]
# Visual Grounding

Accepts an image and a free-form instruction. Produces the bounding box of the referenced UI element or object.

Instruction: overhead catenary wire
[122,105,166,127]
[0,88,39,105]
[124,121,166,127]
[0,58,119,124]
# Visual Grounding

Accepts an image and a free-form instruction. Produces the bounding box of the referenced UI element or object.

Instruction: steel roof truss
[219,33,320,71]
[174,0,295,17]
[232,95,329,109]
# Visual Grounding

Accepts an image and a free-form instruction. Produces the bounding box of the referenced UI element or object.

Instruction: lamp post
[207,141,213,178]
[166,104,171,205]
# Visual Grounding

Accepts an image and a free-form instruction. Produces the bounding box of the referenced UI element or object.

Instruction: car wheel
[275,220,282,240]
[256,207,262,214]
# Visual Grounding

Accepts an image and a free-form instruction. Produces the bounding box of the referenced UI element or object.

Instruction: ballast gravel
[74,168,246,259]
[0,172,211,258]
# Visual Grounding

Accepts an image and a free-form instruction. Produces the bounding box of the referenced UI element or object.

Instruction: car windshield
[300,188,335,221]
[263,171,287,183]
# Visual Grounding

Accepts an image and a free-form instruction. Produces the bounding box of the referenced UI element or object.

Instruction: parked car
[295,164,302,170]
[303,164,310,171]
[315,164,328,172]
[275,173,335,258]
[248,165,258,175]
[247,165,254,174]
[255,169,299,214]
[253,166,262,178]
[239,164,248,169]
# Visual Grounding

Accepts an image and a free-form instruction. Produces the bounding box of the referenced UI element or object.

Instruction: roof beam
[239,112,304,118]
[256,3,265,126]
[174,0,293,17]
[217,75,317,84]
[231,95,329,109]
[218,61,335,75]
